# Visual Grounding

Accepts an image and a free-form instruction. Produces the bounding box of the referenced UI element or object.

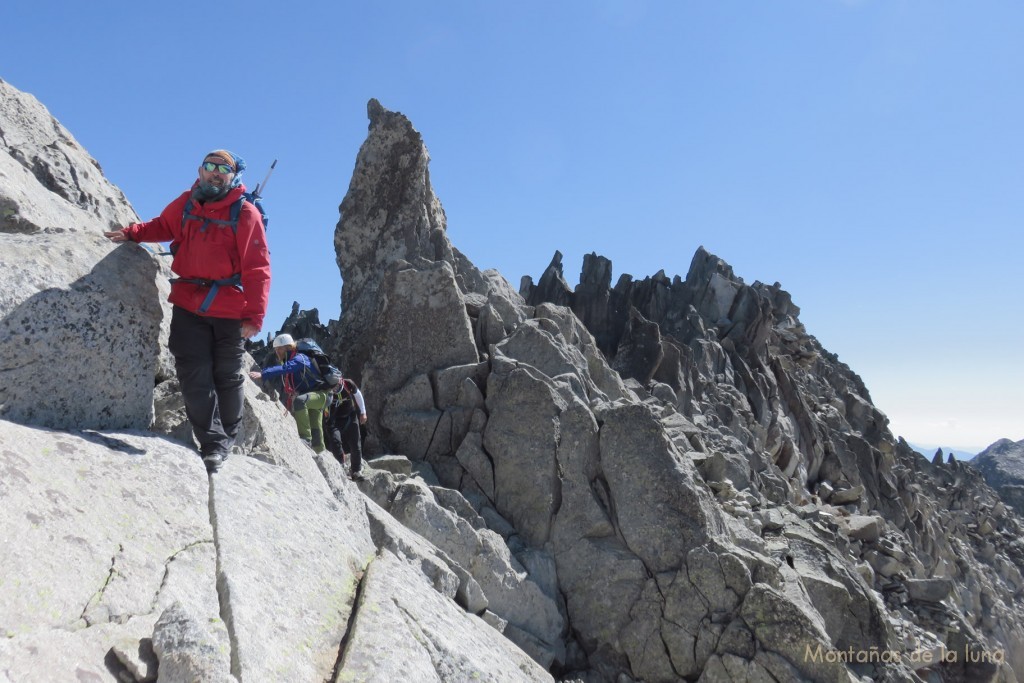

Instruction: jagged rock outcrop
[972,438,1024,516]
[332,100,1024,681]
[0,79,136,235]
[331,98,487,390]
[357,465,566,667]
[520,248,1024,679]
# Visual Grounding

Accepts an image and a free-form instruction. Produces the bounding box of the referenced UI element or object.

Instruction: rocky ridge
[327,99,1024,681]
[0,78,1022,683]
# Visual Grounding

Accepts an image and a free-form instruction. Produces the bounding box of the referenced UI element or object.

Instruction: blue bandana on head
[204,149,246,185]
[197,149,246,199]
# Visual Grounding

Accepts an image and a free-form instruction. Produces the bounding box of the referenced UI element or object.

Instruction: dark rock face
[610,307,664,384]
[972,438,1024,515]
[523,246,890,505]
[518,253,1024,676]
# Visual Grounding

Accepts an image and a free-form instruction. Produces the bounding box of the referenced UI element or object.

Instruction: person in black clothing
[324,377,368,480]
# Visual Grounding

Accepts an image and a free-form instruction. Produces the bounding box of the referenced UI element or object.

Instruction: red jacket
[124,184,271,329]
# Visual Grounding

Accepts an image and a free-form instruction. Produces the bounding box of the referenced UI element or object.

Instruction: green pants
[292,391,328,453]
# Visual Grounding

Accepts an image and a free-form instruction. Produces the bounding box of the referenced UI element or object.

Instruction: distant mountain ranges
[909,443,980,461]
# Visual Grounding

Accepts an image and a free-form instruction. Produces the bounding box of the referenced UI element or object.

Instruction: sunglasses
[201,161,235,174]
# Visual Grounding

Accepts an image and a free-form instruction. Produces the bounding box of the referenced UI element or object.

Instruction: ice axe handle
[253,159,278,197]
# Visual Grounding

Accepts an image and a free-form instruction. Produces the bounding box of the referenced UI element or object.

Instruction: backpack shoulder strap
[297,351,322,384]
[228,196,245,234]
[180,196,242,235]
[180,197,195,231]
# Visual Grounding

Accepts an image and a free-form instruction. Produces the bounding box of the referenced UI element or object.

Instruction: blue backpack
[178,190,269,237]
[295,338,343,391]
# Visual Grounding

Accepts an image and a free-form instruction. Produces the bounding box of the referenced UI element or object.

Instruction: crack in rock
[395,599,450,677]
[79,543,123,627]
[330,556,374,681]
[148,539,215,614]
[208,474,240,679]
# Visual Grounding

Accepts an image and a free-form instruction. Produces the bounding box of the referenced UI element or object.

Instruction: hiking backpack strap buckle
[169,273,243,313]
[168,195,247,312]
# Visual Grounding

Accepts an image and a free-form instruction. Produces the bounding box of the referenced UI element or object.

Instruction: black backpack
[333,378,360,416]
[295,338,342,390]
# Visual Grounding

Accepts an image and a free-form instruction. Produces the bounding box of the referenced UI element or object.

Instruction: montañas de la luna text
[804,643,1005,666]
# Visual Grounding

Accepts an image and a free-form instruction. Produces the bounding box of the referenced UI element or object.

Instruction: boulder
[0,79,175,430]
[151,602,235,683]
[0,236,164,430]
[483,359,565,547]
[905,577,954,604]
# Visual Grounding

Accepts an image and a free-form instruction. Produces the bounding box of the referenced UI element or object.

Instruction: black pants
[168,306,245,456]
[325,406,363,473]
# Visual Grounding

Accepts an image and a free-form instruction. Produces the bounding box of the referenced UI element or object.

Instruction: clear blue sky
[3,1,1021,452]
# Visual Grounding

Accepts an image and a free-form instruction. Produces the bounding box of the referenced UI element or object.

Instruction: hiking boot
[349,470,366,482]
[203,453,224,473]
[223,445,240,462]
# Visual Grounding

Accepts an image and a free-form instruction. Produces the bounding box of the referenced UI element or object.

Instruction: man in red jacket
[105,150,271,472]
